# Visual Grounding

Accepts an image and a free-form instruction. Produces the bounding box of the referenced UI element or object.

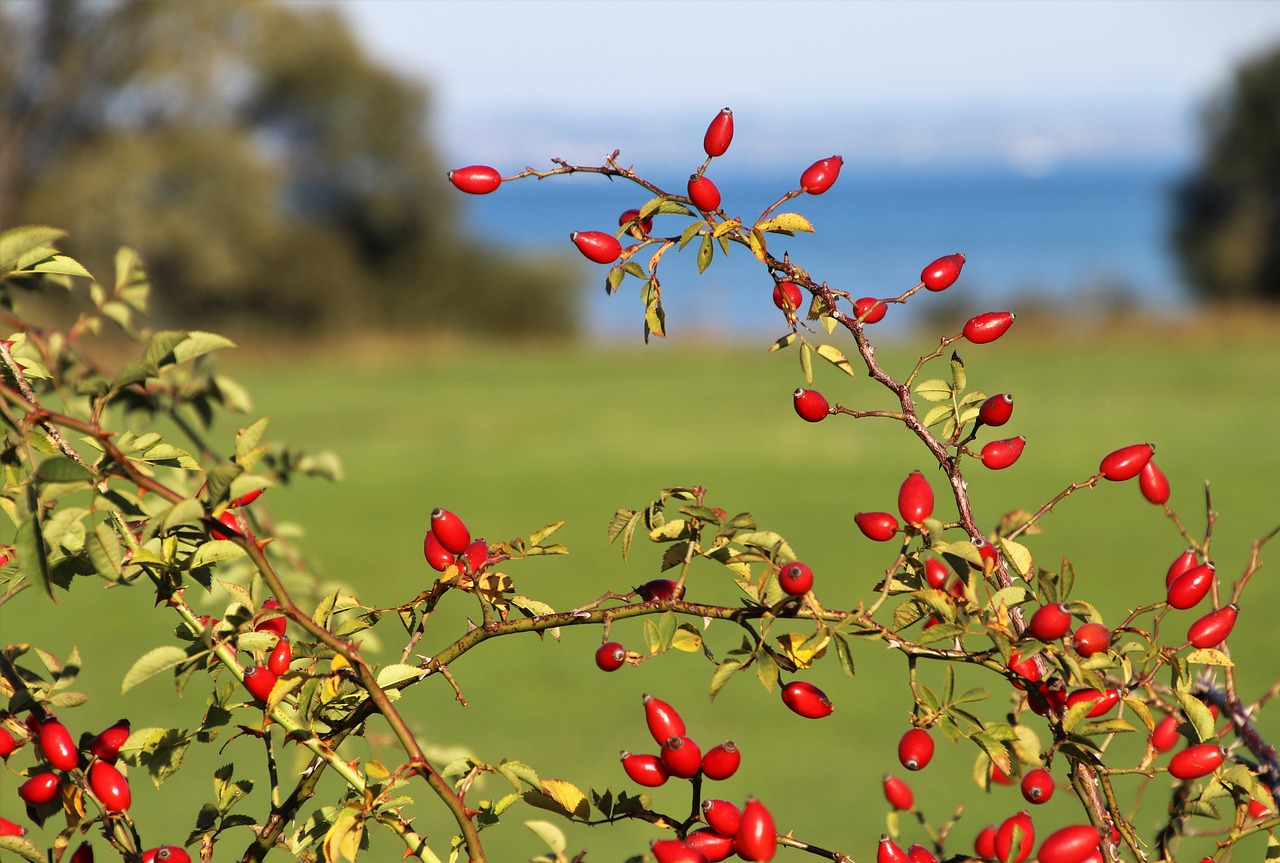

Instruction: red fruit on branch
[854,297,888,323]
[1139,460,1170,504]
[882,774,914,810]
[1065,688,1120,718]
[88,719,130,763]
[651,839,707,863]
[897,728,934,771]
[921,253,966,291]
[780,680,834,718]
[735,797,777,862]
[88,759,131,813]
[897,470,934,526]
[461,538,488,573]
[772,281,804,313]
[1008,650,1042,687]
[620,751,669,787]
[688,174,722,212]
[1072,622,1111,657]
[268,637,292,677]
[142,847,191,863]
[254,598,287,638]
[703,107,734,157]
[800,155,843,195]
[687,829,734,863]
[906,845,937,863]
[570,231,622,264]
[700,742,741,780]
[777,561,814,596]
[1168,742,1226,780]
[0,726,14,758]
[1167,563,1215,610]
[1166,548,1199,587]
[1028,679,1068,716]
[974,826,997,859]
[1028,603,1074,641]
[878,835,908,863]
[17,771,60,806]
[995,811,1035,863]
[447,165,502,195]
[242,665,278,703]
[924,557,950,589]
[618,208,654,238]
[703,798,742,835]
[1036,825,1100,863]
[429,508,470,555]
[643,694,686,744]
[1099,443,1155,481]
[423,530,456,572]
[1187,604,1238,648]
[69,844,93,863]
[660,735,703,779]
[230,487,264,507]
[39,719,78,771]
[855,511,899,542]
[0,816,26,837]
[594,642,627,672]
[962,311,1015,344]
[1021,768,1055,804]
[793,387,830,423]
[636,578,684,601]
[981,436,1026,470]
[978,393,1014,426]
[1150,714,1182,752]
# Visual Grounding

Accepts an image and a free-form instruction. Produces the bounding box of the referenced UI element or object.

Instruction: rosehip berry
[703,107,734,157]
[855,511,899,542]
[1021,768,1055,804]
[1167,563,1215,610]
[1008,650,1042,688]
[1249,796,1273,819]
[921,253,966,291]
[878,835,908,863]
[1028,603,1074,641]
[962,311,1015,344]
[570,230,622,264]
[978,393,1015,426]
[1149,714,1182,752]
[461,538,489,573]
[210,509,245,541]
[777,561,814,596]
[636,578,684,601]
[618,208,654,237]
[89,719,131,763]
[897,470,934,526]
[780,680,833,718]
[1168,742,1226,780]
[1139,460,1170,504]
[88,759,131,813]
[995,810,1035,863]
[703,798,742,835]
[254,598,287,638]
[1028,679,1068,716]
[620,751,669,787]
[800,155,843,195]
[981,435,1026,470]
[854,297,888,324]
[447,165,502,195]
[906,845,938,863]
[242,665,278,703]
[1072,623,1110,658]
[660,734,703,779]
[0,816,26,837]
[974,825,997,859]
[69,843,92,863]
[924,557,950,589]
[701,742,741,780]
[735,797,777,862]
[230,487,264,507]
[772,281,804,313]
[1036,826,1100,863]
[142,847,191,863]
[897,728,934,771]
[687,828,734,863]
[882,774,914,810]
[39,719,78,771]
[688,174,721,212]
[973,536,1000,567]
[1065,688,1120,718]
[643,694,686,744]
[1166,548,1198,587]
[594,641,627,672]
[1187,604,1238,649]
[0,726,14,758]
[1099,443,1154,481]
[268,636,292,677]
[429,508,470,554]
[793,387,830,423]
[650,837,707,863]
[17,771,60,806]
[423,529,456,572]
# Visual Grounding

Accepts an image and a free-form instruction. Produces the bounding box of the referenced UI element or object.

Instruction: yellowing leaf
[776,631,826,669]
[1187,648,1234,667]
[756,213,815,234]
[671,625,703,653]
[538,779,590,819]
[816,344,857,378]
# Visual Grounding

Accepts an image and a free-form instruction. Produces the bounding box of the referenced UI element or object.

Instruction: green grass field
[5,318,1280,862]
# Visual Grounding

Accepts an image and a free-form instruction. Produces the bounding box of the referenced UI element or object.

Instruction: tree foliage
[0,0,578,336]
[1172,41,1280,302]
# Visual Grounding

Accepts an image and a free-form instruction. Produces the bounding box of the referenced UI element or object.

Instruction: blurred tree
[1172,42,1280,303]
[0,0,578,336]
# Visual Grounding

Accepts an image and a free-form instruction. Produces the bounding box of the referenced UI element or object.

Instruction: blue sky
[330,1,1280,171]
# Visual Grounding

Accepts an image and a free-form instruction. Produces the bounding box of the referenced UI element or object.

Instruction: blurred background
[3,2,1280,862]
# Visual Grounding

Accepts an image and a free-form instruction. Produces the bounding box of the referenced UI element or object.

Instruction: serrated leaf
[917,622,966,645]
[0,225,68,271]
[31,254,91,278]
[708,658,742,700]
[678,222,703,250]
[540,779,590,820]
[1078,718,1136,736]
[697,233,714,273]
[921,403,954,429]
[35,456,94,483]
[671,625,703,653]
[16,510,52,599]
[649,519,689,542]
[833,633,856,676]
[756,213,815,233]
[122,646,190,694]
[1176,691,1217,742]
[950,353,967,391]
[914,379,953,402]
[190,540,247,568]
[816,344,857,378]
[998,538,1033,576]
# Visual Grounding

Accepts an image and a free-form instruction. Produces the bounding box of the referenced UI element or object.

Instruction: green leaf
[16,502,52,599]
[697,233,714,273]
[921,404,954,429]
[756,213,815,234]
[172,331,235,363]
[122,646,190,695]
[0,225,67,272]
[799,341,813,384]
[1176,691,1217,742]
[678,222,703,250]
[914,379,953,402]
[190,540,247,568]
[144,331,188,368]
[998,538,1033,576]
[949,352,967,391]
[816,344,857,378]
[708,658,743,700]
[375,664,425,688]
[30,254,91,278]
[35,456,94,483]
[525,820,567,855]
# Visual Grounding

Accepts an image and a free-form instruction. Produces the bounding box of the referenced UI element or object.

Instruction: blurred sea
[457,159,1191,339]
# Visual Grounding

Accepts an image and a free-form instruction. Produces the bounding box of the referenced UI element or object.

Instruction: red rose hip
[18,771,61,806]
[688,174,721,212]
[800,155,842,195]
[423,530,456,572]
[643,694,686,744]
[1021,768,1055,804]
[1029,603,1073,641]
[1099,443,1154,481]
[735,797,777,862]
[1037,825,1100,863]
[981,436,1026,470]
[1167,562,1215,610]
[772,281,804,313]
[242,665,278,703]
[39,719,78,771]
[88,759,131,813]
[1187,604,1238,649]
[921,253,965,291]
[792,387,829,422]
[1139,460,1170,503]
[594,641,627,672]
[703,107,734,157]
[660,734,703,778]
[854,297,888,323]
[978,393,1014,426]
[777,561,814,596]
[855,511,899,542]
[1072,622,1111,657]
[1168,742,1225,780]
[700,742,741,780]
[89,719,131,763]
[963,311,1015,344]
[897,728,934,770]
[571,231,622,264]
[448,165,502,195]
[429,508,470,554]
[897,470,934,526]
[702,798,742,834]
[620,751,668,787]
[882,774,914,810]
[780,680,833,718]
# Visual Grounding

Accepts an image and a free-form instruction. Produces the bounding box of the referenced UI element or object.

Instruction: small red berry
[423,529,456,572]
[1072,623,1111,657]
[89,719,131,763]
[643,694,686,744]
[88,759,131,813]
[594,642,627,672]
[618,208,654,237]
[268,636,292,677]
[1166,548,1198,587]
[962,311,1015,344]
[429,508,470,554]
[461,538,489,573]
[1187,604,1238,649]
[688,174,722,212]
[974,826,997,859]
[39,719,78,771]
[230,488,264,507]
[651,839,707,863]
[69,844,93,863]
[1065,688,1120,718]
[1036,826,1100,863]
[854,297,888,324]
[973,536,1000,567]
[778,561,814,596]
[981,436,1026,470]
[882,774,914,810]
[1028,679,1068,716]
[923,557,950,589]
[793,387,830,422]
[686,829,734,863]
[1008,650,1042,688]
[735,797,777,862]
[702,798,742,835]
[1168,562,1215,610]
[1028,603,1073,641]
[703,107,734,157]
[906,845,937,863]
[17,771,60,806]
[142,847,191,863]
[1099,443,1154,481]
[1168,742,1225,780]
[1150,714,1182,752]
[978,393,1015,426]
[800,155,843,195]
[1139,460,1170,504]
[995,811,1035,863]
[1021,768,1055,804]
[210,509,246,541]
[0,726,14,758]
[242,665,278,703]
[921,253,966,291]
[897,470,934,526]
[897,728,934,771]
[0,816,26,837]
[620,751,669,787]
[780,680,833,718]
[878,835,908,863]
[636,578,684,601]
[700,742,741,780]
[254,598,287,637]
[447,165,502,195]
[855,511,899,542]
[772,281,804,313]
[660,734,703,779]
[570,230,622,264]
